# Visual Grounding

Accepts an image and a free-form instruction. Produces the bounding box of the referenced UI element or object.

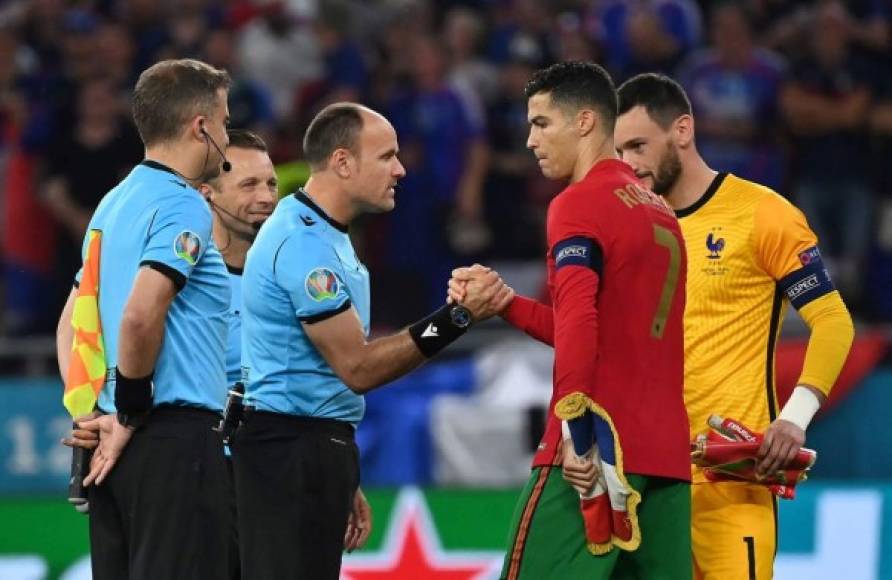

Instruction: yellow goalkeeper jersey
[677,173,823,483]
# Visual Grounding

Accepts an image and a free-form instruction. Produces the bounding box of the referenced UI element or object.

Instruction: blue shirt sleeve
[140,195,213,290]
[274,233,352,324]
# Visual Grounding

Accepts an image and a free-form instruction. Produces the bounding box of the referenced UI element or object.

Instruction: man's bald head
[303,102,388,171]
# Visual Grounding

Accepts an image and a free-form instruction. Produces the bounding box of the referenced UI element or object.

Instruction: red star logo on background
[341,488,503,580]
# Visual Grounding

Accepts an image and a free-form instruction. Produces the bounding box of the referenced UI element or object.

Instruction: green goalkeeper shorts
[501,466,692,580]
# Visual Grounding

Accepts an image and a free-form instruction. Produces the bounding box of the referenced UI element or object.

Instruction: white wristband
[778,386,822,431]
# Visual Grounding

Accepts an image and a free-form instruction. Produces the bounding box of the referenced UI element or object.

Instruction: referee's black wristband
[408,304,472,358]
[113,368,154,414]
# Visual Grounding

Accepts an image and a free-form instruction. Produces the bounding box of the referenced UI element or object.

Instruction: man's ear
[577,109,596,137]
[331,148,354,179]
[190,116,207,143]
[198,183,214,201]
[674,114,694,149]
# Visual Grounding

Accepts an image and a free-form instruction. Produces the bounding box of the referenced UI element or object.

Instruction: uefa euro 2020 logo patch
[305,267,340,302]
[174,231,201,266]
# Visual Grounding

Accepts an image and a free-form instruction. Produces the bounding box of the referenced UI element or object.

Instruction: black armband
[778,246,835,310]
[408,304,472,358]
[113,367,154,415]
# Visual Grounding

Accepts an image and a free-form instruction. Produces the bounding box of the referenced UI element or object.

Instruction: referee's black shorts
[231,410,359,580]
[88,405,232,580]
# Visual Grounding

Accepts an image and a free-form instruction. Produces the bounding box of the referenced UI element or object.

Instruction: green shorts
[501,466,692,580]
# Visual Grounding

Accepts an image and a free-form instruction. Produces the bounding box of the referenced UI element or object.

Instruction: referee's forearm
[340,332,427,394]
[117,310,166,377]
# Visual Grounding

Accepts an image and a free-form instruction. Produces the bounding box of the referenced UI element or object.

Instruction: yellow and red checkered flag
[63,229,106,418]
[64,230,106,511]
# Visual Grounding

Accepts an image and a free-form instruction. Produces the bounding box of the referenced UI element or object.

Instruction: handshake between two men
[446,265,601,496]
[446,264,515,324]
[446,266,818,503]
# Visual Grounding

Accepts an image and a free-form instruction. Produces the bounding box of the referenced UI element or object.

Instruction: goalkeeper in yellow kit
[615,73,855,579]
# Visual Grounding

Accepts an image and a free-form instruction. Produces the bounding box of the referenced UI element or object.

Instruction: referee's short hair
[204,129,269,187]
[226,129,268,152]
[133,59,231,147]
[303,103,365,171]
[617,73,692,130]
[525,61,617,133]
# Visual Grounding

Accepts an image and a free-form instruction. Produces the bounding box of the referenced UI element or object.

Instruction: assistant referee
[56,59,234,579]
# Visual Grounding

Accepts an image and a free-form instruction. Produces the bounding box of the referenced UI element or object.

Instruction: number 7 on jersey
[651,224,682,339]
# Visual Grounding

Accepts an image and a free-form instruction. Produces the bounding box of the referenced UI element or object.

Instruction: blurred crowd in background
[1,0,891,344]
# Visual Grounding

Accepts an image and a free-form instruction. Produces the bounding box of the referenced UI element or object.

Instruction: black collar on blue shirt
[294,188,348,233]
[141,159,189,187]
[674,172,728,219]
[225,264,243,276]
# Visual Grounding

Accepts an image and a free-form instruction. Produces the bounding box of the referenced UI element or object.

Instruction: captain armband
[552,237,603,275]
[777,246,835,310]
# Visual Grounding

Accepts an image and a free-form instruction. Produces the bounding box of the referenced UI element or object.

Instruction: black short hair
[302,103,365,170]
[132,59,231,147]
[226,129,268,152]
[524,61,617,132]
[617,73,692,129]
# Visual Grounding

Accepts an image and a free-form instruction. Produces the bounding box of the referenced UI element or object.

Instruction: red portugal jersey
[504,159,690,481]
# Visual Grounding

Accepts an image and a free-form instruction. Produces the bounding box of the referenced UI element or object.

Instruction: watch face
[450,306,472,328]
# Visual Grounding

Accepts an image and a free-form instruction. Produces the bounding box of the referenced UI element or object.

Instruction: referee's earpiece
[200,120,232,172]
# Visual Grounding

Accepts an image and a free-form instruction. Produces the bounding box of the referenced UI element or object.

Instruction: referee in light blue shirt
[198,129,278,580]
[232,103,512,579]
[200,128,373,579]
[56,59,234,580]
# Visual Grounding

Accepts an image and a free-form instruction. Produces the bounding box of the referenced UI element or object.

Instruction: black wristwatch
[449,305,472,329]
[116,411,148,430]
